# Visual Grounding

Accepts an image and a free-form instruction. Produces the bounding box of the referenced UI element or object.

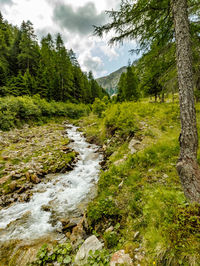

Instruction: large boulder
[75,235,103,265]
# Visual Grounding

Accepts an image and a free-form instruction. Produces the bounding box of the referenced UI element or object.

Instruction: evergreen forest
[0,12,107,103]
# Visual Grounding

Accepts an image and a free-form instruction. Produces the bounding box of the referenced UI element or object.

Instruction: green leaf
[57,255,63,263]
[51,254,56,260]
[63,255,72,264]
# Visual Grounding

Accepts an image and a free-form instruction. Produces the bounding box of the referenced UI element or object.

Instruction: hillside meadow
[78,98,200,265]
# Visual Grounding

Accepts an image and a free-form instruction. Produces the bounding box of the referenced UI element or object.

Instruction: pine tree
[125,64,139,101]
[0,12,9,87]
[37,33,56,100]
[117,73,126,102]
[18,21,39,75]
[8,71,29,96]
[55,33,73,101]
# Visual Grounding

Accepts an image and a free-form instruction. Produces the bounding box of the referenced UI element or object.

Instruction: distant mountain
[96,66,127,96]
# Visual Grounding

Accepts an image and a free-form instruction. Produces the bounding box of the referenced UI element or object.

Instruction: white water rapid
[0,125,103,241]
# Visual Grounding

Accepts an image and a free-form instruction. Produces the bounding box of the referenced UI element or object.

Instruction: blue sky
[0,0,141,78]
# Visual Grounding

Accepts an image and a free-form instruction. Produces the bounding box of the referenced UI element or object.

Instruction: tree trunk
[172,0,200,202]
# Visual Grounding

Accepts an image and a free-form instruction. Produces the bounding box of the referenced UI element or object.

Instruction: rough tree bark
[172,0,200,202]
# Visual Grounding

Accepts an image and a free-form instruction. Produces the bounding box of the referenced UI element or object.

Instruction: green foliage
[103,231,119,248]
[102,102,139,139]
[86,249,111,266]
[29,242,72,265]
[117,64,139,102]
[0,96,88,130]
[92,98,106,117]
[87,196,120,225]
[0,14,107,103]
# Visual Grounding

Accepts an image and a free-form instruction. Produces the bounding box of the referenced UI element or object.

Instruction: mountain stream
[0,125,102,243]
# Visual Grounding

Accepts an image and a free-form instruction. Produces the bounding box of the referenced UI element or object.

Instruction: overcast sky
[0,0,140,78]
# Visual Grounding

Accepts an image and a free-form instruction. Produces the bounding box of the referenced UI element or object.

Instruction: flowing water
[0,125,103,242]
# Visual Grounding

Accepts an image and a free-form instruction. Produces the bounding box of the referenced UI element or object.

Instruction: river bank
[0,121,78,209]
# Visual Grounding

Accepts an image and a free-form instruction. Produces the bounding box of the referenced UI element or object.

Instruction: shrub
[87,196,120,225]
[92,98,106,117]
[0,96,89,131]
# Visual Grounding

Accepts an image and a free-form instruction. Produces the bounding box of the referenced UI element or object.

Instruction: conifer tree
[117,72,126,102]
[125,63,139,101]
[18,21,39,75]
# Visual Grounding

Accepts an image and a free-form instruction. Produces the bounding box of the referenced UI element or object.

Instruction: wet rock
[19,192,32,202]
[103,144,107,151]
[41,205,51,212]
[62,222,77,232]
[66,164,74,171]
[62,146,71,152]
[60,218,70,226]
[99,160,106,167]
[75,235,103,265]
[70,215,88,244]
[110,250,133,266]
[59,218,79,233]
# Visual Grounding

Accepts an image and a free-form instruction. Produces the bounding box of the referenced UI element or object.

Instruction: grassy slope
[79,100,200,265]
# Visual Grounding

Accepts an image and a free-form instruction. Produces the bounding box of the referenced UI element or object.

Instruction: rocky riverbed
[0,122,103,265]
[0,122,77,208]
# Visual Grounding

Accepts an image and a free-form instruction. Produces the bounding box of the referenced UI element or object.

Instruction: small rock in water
[62,146,71,152]
[41,205,51,212]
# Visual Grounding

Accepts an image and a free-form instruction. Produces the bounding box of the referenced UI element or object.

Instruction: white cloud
[78,50,104,77]
[99,44,119,61]
[1,0,138,77]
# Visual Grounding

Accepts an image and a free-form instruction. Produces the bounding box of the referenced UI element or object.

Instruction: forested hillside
[0,12,107,103]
